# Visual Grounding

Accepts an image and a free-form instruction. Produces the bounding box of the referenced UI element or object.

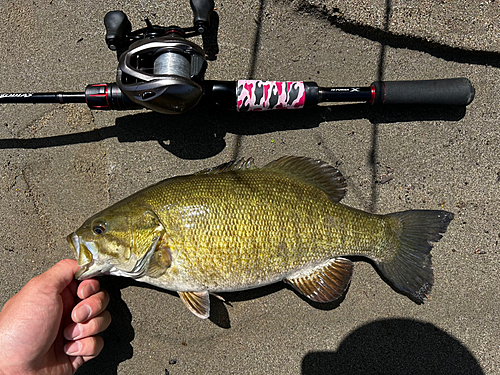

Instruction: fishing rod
[0,0,475,115]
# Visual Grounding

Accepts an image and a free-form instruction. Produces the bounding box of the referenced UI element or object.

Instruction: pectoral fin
[178,291,210,319]
[146,242,172,278]
[284,257,354,303]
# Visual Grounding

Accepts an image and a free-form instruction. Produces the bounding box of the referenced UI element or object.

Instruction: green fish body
[68,156,453,318]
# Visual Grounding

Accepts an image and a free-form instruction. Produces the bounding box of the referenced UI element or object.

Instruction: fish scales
[115,169,385,291]
[68,156,454,318]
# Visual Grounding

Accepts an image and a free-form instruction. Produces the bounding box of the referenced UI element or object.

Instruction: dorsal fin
[196,158,256,175]
[263,156,347,202]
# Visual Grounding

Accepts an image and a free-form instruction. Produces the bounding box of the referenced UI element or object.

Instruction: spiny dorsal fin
[196,158,256,175]
[284,257,353,303]
[178,291,210,319]
[263,156,346,202]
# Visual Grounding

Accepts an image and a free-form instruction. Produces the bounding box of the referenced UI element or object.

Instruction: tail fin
[377,210,454,302]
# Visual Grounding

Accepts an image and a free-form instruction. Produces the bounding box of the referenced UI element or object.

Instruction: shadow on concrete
[72,273,349,331]
[288,0,497,212]
[75,276,134,375]
[301,318,485,375]
[209,281,348,328]
[291,0,500,68]
[230,0,266,160]
[74,276,486,375]
[86,275,289,330]
[367,0,391,212]
[202,10,220,61]
[0,102,466,157]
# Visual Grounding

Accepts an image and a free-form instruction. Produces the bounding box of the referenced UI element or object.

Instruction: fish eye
[92,221,107,235]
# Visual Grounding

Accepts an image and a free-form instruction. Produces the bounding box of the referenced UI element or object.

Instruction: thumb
[35,259,80,295]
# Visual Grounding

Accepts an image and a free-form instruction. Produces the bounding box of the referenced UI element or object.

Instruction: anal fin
[285,257,354,303]
[178,291,210,319]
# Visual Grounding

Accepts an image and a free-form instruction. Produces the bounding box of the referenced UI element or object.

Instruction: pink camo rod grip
[237,80,306,111]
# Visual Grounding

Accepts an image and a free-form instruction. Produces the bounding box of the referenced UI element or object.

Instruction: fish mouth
[66,232,99,280]
[66,232,79,257]
[75,262,112,280]
[75,263,92,280]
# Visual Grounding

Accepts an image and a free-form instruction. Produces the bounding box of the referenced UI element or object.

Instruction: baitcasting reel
[105,0,212,114]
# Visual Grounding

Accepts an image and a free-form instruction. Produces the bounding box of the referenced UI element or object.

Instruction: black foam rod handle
[190,0,214,31]
[371,78,475,106]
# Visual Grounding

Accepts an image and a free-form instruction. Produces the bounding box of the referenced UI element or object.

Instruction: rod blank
[0,92,86,104]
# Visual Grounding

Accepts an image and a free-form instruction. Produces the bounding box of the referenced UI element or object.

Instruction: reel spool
[117,35,207,114]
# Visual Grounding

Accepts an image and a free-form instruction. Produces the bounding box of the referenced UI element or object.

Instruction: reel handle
[104,11,132,51]
[190,0,214,33]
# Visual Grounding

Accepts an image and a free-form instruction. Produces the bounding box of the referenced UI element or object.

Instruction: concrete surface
[295,0,500,52]
[0,0,498,374]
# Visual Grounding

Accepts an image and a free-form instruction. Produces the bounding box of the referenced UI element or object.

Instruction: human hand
[0,259,111,375]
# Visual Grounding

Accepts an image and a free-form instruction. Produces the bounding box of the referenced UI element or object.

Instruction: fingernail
[74,305,91,323]
[82,284,96,299]
[65,341,82,356]
[64,324,82,340]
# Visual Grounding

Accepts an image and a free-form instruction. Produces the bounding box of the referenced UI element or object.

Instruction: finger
[61,282,79,326]
[68,278,79,297]
[72,290,110,323]
[69,355,85,373]
[65,335,104,357]
[77,279,100,300]
[64,310,112,340]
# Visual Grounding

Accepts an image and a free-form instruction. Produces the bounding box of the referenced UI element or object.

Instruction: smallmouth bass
[67,156,454,319]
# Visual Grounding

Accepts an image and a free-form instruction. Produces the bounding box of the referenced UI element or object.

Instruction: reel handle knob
[104,11,132,51]
[190,0,214,33]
